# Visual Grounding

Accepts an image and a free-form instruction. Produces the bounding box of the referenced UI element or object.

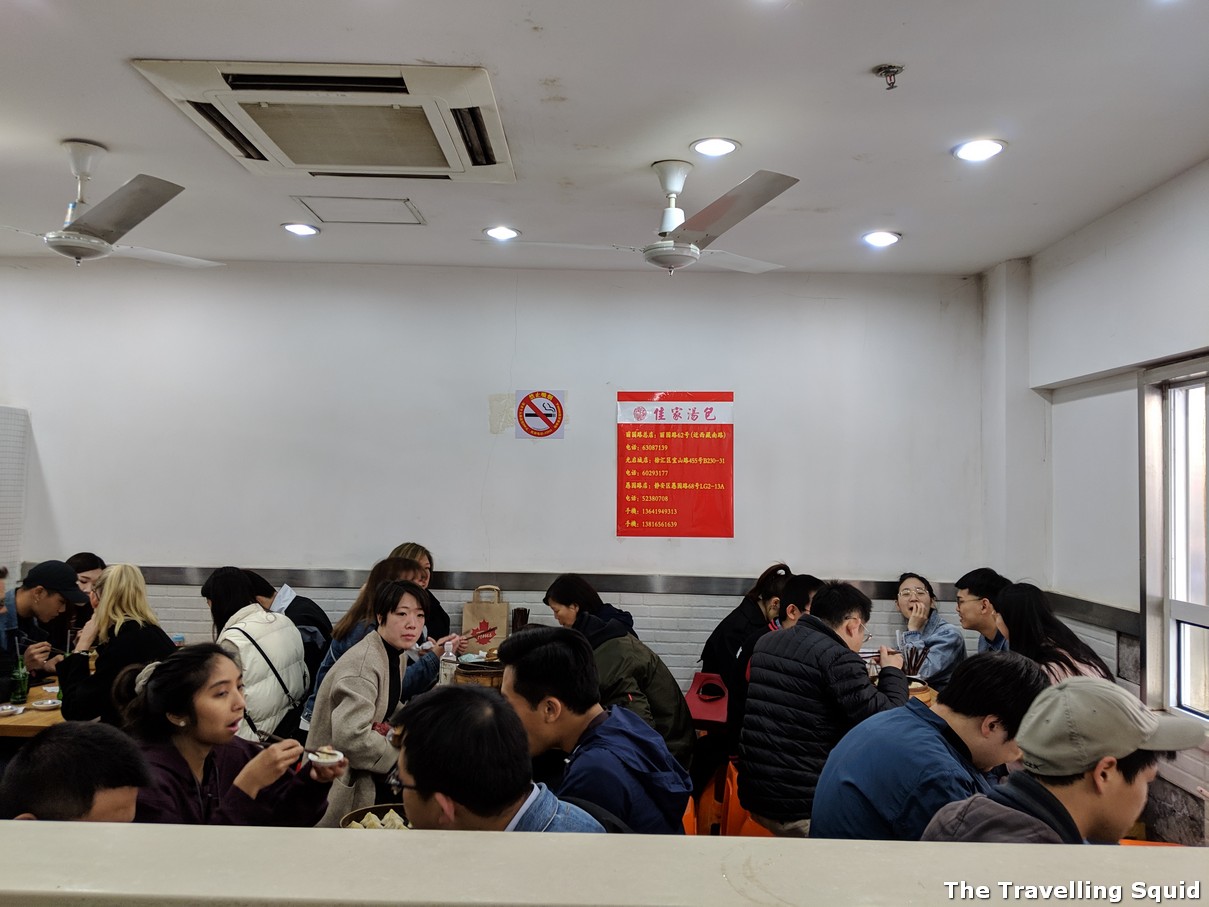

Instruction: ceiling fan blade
[670,170,799,250]
[1,224,46,240]
[68,174,184,244]
[699,249,785,274]
[111,244,223,268]
[476,240,641,253]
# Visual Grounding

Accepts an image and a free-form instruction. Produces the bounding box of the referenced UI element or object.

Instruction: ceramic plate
[30,699,61,710]
[0,704,26,716]
[41,685,60,693]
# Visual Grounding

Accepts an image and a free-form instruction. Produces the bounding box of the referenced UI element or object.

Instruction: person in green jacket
[545,574,695,772]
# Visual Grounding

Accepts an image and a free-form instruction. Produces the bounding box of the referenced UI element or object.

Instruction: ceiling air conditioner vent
[222,73,411,93]
[133,60,514,183]
[188,102,267,161]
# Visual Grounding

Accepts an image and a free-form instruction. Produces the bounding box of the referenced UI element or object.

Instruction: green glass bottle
[10,659,29,705]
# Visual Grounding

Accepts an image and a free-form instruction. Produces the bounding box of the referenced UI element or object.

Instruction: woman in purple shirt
[117,643,347,825]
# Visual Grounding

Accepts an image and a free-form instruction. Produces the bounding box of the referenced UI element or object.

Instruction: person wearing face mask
[809,652,1050,841]
[305,580,460,827]
[893,572,967,691]
[0,560,89,682]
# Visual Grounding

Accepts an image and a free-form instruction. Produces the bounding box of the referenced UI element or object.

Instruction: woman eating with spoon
[116,643,347,825]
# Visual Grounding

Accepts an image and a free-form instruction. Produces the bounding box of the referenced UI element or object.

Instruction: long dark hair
[200,567,254,637]
[996,583,1112,680]
[333,557,424,641]
[115,643,240,743]
[543,574,605,614]
[747,563,793,604]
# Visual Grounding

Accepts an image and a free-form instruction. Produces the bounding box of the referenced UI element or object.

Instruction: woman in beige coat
[306,579,457,826]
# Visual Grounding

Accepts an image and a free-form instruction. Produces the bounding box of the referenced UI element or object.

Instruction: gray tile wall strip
[28,562,1140,636]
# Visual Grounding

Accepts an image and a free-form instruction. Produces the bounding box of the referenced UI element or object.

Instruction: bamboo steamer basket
[907,678,936,707]
[340,803,410,829]
[453,662,504,689]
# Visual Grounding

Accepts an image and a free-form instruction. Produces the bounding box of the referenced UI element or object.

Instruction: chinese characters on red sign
[617,391,734,538]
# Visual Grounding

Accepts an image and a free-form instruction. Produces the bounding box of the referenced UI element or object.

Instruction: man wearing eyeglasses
[739,581,909,837]
[390,685,605,833]
[954,567,1011,653]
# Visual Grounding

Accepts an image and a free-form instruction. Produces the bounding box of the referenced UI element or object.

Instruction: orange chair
[720,762,774,837]
[1119,839,1182,846]
[695,763,728,836]
[681,795,697,835]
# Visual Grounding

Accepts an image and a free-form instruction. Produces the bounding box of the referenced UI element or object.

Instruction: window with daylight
[1143,358,1209,720]
[1168,379,1207,715]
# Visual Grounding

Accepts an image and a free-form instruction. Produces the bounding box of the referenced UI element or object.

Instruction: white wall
[1025,157,1209,817]
[1050,374,1140,608]
[0,261,983,580]
[0,405,30,580]
[1030,157,1209,389]
[982,260,1052,583]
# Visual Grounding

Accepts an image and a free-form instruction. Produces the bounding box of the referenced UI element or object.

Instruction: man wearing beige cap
[922,676,1207,844]
[918,677,1204,851]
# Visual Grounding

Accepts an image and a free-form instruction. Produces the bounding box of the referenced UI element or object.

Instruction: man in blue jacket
[498,625,692,834]
[392,684,603,833]
[809,652,1049,840]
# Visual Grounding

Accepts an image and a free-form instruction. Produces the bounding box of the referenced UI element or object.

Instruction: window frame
[1140,355,1209,721]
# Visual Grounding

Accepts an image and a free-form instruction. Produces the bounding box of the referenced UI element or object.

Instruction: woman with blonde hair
[59,563,177,725]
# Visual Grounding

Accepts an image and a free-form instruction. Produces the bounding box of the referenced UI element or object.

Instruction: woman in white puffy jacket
[201,567,308,741]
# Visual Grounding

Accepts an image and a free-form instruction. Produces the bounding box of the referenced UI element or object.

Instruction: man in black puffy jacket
[738,581,909,836]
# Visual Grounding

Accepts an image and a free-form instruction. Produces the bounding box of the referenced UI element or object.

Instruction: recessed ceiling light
[282,223,320,236]
[952,139,1006,162]
[691,138,740,157]
[862,231,901,248]
[484,226,520,240]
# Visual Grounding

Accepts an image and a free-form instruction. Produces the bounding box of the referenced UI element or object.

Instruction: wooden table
[0,680,65,737]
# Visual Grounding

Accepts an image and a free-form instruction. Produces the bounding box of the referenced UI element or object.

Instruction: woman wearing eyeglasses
[894,572,966,691]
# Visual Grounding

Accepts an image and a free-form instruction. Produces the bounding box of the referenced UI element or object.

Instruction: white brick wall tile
[141,582,1143,697]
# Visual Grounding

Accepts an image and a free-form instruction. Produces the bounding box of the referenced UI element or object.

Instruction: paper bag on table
[461,586,510,655]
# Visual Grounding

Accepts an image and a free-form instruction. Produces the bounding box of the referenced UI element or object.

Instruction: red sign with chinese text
[617,391,734,538]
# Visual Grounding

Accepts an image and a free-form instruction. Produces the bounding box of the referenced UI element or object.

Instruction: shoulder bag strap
[228,626,302,709]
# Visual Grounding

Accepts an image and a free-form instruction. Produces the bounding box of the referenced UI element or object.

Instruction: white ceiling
[3,0,1208,275]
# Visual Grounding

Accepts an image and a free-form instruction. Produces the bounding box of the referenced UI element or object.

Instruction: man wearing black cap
[923,677,1208,844]
[0,560,90,679]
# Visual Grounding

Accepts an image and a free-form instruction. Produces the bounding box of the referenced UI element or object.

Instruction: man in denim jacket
[392,684,604,833]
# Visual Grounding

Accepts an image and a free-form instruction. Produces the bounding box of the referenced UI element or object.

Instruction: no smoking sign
[516,390,566,439]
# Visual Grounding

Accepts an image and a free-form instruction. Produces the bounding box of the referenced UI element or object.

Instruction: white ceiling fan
[1,140,222,268]
[491,160,799,273]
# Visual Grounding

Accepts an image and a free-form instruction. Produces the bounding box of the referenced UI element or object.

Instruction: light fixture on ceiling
[690,138,740,157]
[862,231,901,248]
[484,226,520,240]
[952,139,1006,162]
[282,223,320,236]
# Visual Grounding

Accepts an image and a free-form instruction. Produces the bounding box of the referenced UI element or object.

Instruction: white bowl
[30,699,61,711]
[0,704,26,716]
[307,748,344,766]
